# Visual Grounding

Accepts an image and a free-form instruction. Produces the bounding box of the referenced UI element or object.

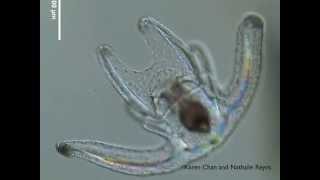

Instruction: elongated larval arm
[56,139,200,175]
[218,13,264,137]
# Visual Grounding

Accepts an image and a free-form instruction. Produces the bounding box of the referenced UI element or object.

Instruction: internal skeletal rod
[56,13,264,176]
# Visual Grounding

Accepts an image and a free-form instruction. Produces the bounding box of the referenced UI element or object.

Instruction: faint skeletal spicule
[56,12,265,176]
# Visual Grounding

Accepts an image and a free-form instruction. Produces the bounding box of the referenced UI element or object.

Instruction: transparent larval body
[56,13,265,176]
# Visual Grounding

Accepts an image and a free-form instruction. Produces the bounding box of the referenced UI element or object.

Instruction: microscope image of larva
[56,13,265,176]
